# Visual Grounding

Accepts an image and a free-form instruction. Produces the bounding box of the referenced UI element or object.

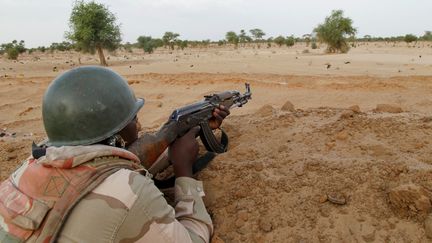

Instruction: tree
[302,34,312,46]
[250,28,266,41]
[313,10,357,53]
[239,30,252,45]
[225,31,239,47]
[273,36,286,47]
[404,34,418,44]
[363,35,372,42]
[66,1,121,66]
[162,32,180,50]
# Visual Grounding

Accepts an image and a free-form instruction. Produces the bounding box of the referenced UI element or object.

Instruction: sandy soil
[1,42,432,242]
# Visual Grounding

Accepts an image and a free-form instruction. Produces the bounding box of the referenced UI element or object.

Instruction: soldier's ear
[107,134,126,148]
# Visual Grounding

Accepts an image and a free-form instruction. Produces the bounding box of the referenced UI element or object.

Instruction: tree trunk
[97,45,108,66]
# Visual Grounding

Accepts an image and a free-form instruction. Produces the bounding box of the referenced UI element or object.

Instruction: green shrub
[285,36,295,47]
[7,48,19,60]
[404,34,418,43]
[274,36,285,47]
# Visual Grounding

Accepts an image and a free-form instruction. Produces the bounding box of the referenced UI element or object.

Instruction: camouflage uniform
[0,145,213,243]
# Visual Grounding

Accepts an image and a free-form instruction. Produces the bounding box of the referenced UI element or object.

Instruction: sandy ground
[1,42,432,242]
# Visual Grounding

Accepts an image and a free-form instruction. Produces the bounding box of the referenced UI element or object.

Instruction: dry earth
[1,42,432,242]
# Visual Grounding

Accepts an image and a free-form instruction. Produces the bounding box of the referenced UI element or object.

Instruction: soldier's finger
[216,110,228,119]
[213,112,223,122]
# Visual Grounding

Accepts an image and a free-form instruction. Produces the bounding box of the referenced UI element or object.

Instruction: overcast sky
[0,0,431,48]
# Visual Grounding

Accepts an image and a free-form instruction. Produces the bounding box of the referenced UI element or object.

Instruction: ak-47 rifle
[128,83,252,174]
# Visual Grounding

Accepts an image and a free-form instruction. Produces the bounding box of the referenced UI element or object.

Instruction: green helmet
[42,66,144,146]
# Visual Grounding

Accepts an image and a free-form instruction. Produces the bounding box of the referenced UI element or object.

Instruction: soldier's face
[119,116,140,147]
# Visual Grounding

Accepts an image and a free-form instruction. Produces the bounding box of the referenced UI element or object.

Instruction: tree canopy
[66,1,121,66]
[314,10,356,53]
[225,31,239,47]
[249,28,266,41]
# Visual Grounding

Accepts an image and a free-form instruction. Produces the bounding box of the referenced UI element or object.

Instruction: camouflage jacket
[0,145,213,243]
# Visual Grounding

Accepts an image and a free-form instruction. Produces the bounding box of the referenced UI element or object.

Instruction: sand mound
[281,101,295,112]
[374,104,403,113]
[198,107,432,242]
[255,104,275,117]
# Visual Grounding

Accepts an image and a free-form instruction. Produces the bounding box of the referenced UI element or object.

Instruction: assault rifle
[128,83,252,174]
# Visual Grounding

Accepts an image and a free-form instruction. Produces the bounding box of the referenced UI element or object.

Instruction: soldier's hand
[169,126,200,178]
[209,105,230,130]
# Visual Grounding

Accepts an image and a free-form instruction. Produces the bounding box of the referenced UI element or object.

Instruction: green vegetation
[137,36,163,54]
[66,1,121,66]
[285,36,295,47]
[423,31,432,41]
[274,36,286,47]
[162,32,180,50]
[225,31,239,47]
[404,34,418,43]
[49,41,74,52]
[0,40,26,60]
[314,10,357,53]
[249,28,265,41]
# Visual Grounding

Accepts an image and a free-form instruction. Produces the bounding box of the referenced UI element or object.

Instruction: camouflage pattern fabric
[0,145,213,243]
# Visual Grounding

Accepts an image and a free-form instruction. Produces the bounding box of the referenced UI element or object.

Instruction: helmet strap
[107,134,126,148]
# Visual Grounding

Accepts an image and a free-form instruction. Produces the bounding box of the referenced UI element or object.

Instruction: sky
[0,0,431,48]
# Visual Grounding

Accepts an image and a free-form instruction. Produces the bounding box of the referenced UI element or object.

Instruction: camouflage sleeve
[114,172,214,243]
[58,169,211,243]
[175,177,214,243]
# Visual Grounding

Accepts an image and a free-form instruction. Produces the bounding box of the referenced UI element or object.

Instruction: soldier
[0,66,229,242]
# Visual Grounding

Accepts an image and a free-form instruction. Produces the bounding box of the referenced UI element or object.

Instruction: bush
[285,36,295,47]
[7,48,19,60]
[137,36,163,54]
[311,42,318,49]
[404,34,418,43]
[1,40,26,60]
[273,36,285,47]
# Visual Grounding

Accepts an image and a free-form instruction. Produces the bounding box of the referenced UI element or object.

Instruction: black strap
[198,121,229,153]
[32,142,46,159]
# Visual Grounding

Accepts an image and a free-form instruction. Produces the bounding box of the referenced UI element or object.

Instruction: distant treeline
[1,30,431,60]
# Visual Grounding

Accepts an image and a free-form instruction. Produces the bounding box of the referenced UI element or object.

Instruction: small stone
[254,162,264,172]
[374,104,403,113]
[362,230,376,242]
[425,214,432,238]
[281,101,295,112]
[340,110,355,119]
[293,163,305,176]
[235,218,245,228]
[238,210,248,221]
[211,235,225,243]
[319,195,328,203]
[348,105,361,113]
[258,218,272,232]
[335,130,349,140]
[327,193,346,205]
